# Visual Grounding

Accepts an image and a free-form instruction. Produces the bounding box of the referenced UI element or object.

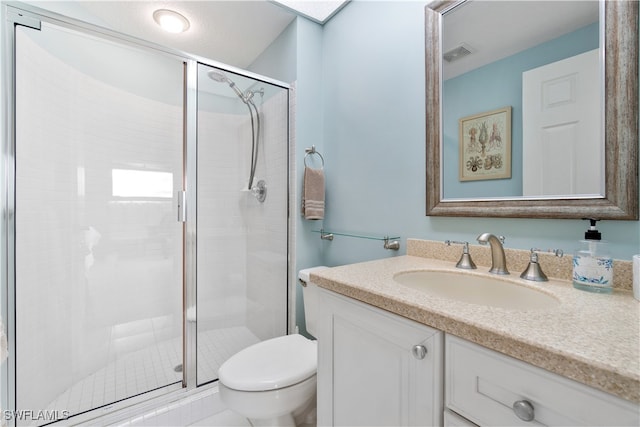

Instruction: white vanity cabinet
[316,288,443,427]
[445,335,640,427]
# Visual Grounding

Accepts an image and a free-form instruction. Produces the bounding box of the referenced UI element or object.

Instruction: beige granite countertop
[310,241,640,404]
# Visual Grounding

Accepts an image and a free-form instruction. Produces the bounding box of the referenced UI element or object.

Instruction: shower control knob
[252,180,267,203]
[412,345,428,360]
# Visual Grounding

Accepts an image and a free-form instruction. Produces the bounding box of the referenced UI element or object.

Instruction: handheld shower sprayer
[207,69,264,200]
[207,70,229,83]
[207,70,247,101]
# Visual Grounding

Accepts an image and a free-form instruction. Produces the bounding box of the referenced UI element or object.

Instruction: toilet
[217,266,328,427]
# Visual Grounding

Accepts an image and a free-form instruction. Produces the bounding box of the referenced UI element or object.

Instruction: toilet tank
[298,266,328,338]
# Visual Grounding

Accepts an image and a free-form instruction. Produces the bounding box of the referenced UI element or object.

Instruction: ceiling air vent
[443,43,475,63]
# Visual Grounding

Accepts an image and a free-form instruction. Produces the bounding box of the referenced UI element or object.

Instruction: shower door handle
[177,191,186,222]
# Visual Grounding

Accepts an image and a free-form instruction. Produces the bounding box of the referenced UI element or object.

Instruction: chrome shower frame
[0,2,292,424]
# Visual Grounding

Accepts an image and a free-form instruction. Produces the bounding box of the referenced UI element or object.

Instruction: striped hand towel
[301,166,325,220]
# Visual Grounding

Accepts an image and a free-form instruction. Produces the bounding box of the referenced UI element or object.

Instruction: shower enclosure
[195,65,289,386]
[2,5,289,425]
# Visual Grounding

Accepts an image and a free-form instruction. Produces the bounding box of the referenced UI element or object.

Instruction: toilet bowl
[217,266,328,427]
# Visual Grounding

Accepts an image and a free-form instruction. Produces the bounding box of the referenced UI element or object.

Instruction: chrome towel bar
[313,229,400,251]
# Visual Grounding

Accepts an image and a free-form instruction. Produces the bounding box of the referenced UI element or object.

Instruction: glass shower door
[196,64,289,385]
[14,22,184,423]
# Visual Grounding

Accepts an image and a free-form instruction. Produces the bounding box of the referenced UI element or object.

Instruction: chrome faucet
[476,233,509,275]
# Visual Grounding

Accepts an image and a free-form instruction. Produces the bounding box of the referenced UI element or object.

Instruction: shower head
[208,70,230,84]
[207,70,245,100]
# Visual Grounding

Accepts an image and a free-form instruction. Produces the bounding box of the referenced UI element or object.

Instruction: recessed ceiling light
[153,9,190,33]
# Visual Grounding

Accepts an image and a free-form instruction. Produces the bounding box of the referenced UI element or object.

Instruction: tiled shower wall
[196,84,289,383]
[15,24,183,413]
[246,89,289,341]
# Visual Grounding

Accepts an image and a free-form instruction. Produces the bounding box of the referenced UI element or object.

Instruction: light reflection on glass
[77,167,85,197]
[112,169,173,198]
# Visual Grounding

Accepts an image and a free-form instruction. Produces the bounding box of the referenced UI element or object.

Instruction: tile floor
[41,327,259,425]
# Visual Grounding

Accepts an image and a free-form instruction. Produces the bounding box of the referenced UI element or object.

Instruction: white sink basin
[393,270,560,310]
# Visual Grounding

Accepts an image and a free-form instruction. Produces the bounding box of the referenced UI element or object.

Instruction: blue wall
[207,1,639,334]
[319,1,427,266]
[443,23,599,199]
[249,20,298,85]
[291,17,327,336]
[249,16,327,335]
[315,0,639,265]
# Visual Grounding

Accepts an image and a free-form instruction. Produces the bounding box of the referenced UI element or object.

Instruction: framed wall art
[459,106,512,182]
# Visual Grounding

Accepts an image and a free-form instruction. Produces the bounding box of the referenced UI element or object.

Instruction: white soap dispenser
[572,218,613,293]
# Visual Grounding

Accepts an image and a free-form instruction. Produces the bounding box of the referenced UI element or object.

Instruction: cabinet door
[317,289,443,427]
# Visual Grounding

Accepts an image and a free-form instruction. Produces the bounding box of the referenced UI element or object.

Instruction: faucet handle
[550,248,564,257]
[520,248,564,282]
[531,247,564,257]
[445,240,477,270]
[519,248,550,281]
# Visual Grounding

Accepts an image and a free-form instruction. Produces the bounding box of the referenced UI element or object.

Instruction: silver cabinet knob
[513,400,535,422]
[412,345,427,360]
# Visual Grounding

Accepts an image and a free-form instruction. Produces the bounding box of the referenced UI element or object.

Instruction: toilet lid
[218,334,317,392]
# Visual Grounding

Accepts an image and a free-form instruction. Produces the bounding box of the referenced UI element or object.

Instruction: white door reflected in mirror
[522,49,603,197]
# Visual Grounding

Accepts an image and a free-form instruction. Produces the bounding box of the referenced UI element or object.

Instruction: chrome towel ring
[304,145,324,168]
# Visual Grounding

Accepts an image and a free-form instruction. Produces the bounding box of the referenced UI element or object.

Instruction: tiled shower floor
[43,327,260,423]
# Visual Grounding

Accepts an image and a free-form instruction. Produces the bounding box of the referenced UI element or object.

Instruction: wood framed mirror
[425,0,638,219]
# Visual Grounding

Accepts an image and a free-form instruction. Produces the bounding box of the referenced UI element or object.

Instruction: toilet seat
[218,334,317,392]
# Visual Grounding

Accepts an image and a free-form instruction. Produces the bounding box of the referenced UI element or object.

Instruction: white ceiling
[443,1,600,80]
[272,0,349,24]
[23,1,599,79]
[25,0,302,69]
